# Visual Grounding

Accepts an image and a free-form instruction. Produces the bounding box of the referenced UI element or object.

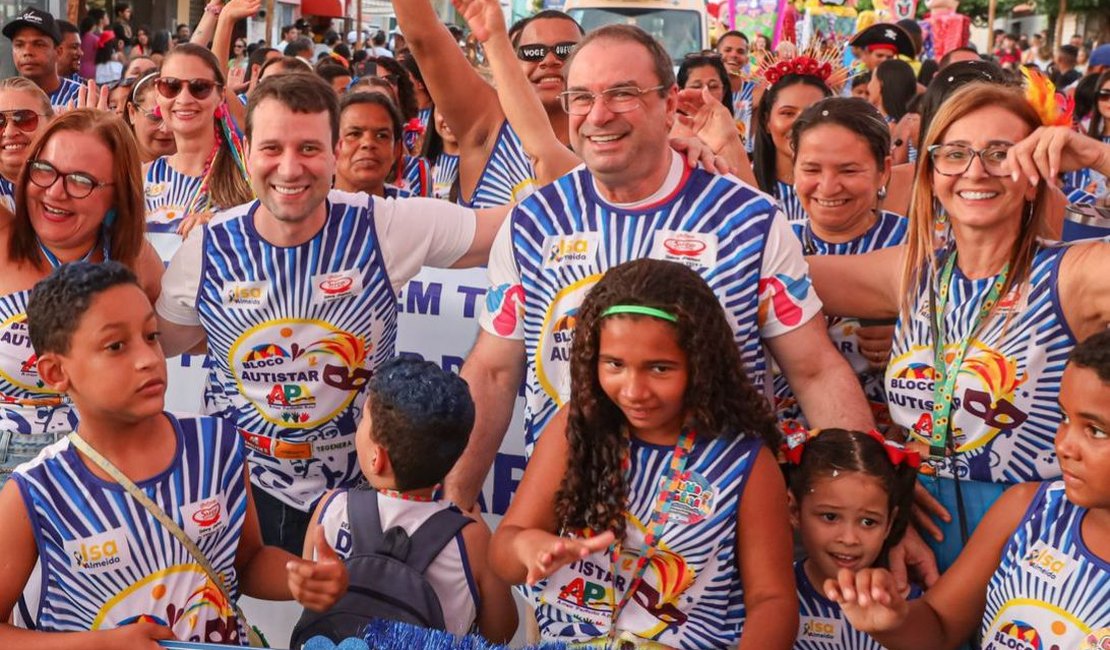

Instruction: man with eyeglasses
[450,24,877,514]
[392,0,583,208]
[2,9,82,111]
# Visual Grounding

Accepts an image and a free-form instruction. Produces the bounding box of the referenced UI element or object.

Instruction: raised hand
[1005,125,1110,185]
[824,567,909,634]
[68,79,111,112]
[220,0,262,21]
[286,526,349,612]
[452,0,507,43]
[515,529,616,585]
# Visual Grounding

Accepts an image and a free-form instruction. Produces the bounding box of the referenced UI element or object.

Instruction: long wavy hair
[553,259,779,540]
[900,83,1052,319]
[161,43,253,211]
[9,110,144,270]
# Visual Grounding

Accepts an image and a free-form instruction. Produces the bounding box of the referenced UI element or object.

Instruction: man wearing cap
[1089,44,1110,76]
[4,8,81,110]
[849,22,916,71]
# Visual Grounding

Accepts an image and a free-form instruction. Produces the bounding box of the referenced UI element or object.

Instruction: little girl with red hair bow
[782,428,922,650]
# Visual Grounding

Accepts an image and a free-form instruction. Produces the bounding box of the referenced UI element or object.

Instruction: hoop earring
[877,186,887,200]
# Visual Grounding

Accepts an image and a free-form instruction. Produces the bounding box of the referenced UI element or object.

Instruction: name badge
[649,231,718,269]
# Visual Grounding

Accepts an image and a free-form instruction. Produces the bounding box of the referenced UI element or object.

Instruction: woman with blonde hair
[0,109,162,483]
[807,82,1110,572]
[0,78,52,215]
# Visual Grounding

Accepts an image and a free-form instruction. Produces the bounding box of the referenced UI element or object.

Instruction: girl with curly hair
[490,258,797,648]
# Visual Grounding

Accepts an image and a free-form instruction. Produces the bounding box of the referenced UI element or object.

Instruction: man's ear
[36,352,71,393]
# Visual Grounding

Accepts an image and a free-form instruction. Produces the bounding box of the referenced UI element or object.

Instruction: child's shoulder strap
[404,507,472,573]
[345,485,385,556]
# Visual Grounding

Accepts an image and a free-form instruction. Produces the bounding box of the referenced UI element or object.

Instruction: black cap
[3,8,61,44]
[849,23,916,59]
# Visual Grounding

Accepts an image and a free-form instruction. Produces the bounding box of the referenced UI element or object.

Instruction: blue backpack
[289,487,471,647]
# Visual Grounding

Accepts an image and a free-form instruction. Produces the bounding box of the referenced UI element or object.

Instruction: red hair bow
[864,429,921,469]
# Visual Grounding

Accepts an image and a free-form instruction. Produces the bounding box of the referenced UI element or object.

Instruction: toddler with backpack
[291,357,517,647]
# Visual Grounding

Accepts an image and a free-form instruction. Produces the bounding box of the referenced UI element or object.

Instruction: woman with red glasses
[143,43,251,262]
[0,109,162,485]
[0,78,52,217]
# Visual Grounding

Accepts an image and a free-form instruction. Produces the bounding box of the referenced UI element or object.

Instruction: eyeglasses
[153,77,222,100]
[134,106,163,126]
[0,109,43,132]
[27,160,113,199]
[559,85,666,115]
[516,42,576,62]
[1098,89,1110,101]
[927,143,1013,177]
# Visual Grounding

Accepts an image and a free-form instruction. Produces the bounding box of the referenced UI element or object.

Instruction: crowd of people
[0,0,1107,647]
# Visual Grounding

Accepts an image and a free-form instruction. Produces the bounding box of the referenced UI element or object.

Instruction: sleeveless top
[1061,135,1110,205]
[13,414,249,645]
[0,175,15,213]
[477,161,821,453]
[401,156,432,198]
[775,211,908,431]
[535,434,763,647]
[316,489,478,635]
[731,80,756,152]
[47,77,82,111]
[432,153,460,201]
[196,193,396,510]
[0,290,76,438]
[886,243,1075,483]
[459,120,536,209]
[775,180,809,226]
[981,482,1109,649]
[143,157,206,261]
[794,560,923,650]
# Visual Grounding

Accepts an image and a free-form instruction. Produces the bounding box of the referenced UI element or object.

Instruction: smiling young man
[393,1,582,207]
[154,74,506,553]
[2,9,81,110]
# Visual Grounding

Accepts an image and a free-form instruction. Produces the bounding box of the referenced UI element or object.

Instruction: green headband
[600,305,678,323]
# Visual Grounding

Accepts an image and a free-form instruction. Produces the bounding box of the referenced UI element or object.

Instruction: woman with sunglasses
[0,109,162,484]
[1061,69,1110,205]
[144,43,251,261]
[125,72,176,163]
[0,78,52,215]
[807,82,1110,573]
[229,38,249,72]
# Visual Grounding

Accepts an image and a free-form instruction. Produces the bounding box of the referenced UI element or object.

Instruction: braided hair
[553,259,779,541]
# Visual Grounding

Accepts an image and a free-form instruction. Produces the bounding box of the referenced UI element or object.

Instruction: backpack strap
[403,506,472,573]
[345,485,386,556]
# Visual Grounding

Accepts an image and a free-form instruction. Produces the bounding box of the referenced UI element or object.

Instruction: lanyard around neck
[606,427,697,636]
[37,232,108,269]
[927,250,1009,458]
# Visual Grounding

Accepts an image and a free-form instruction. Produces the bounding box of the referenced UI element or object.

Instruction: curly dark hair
[553,259,779,540]
[1070,330,1110,383]
[27,261,139,356]
[785,428,918,564]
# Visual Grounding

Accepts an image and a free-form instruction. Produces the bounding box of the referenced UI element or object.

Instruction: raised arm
[391,0,503,149]
[190,1,222,47]
[453,0,580,183]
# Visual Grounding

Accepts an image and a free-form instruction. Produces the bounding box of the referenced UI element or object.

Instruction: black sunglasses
[516,42,576,62]
[1099,89,1110,100]
[153,77,222,100]
[0,109,43,132]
